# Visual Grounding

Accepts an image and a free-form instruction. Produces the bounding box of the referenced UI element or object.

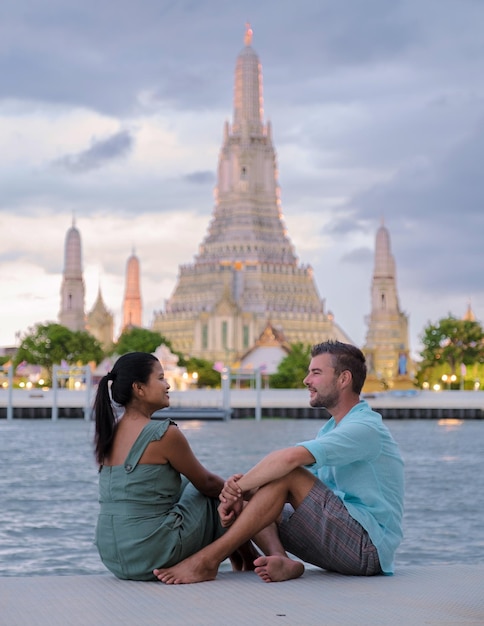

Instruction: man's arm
[235,445,315,494]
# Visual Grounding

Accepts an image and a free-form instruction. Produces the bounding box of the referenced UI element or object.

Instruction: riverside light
[441,374,457,390]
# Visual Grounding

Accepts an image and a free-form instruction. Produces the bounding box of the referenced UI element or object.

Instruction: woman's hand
[218,498,244,528]
[220,473,244,503]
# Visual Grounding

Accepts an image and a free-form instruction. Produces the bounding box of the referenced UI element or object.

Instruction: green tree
[184,356,221,388]
[418,316,484,385]
[113,328,172,355]
[269,342,312,389]
[14,323,104,377]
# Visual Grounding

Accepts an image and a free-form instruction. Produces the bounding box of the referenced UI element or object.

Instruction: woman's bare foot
[230,540,259,571]
[154,554,218,584]
[229,550,243,571]
[253,555,305,583]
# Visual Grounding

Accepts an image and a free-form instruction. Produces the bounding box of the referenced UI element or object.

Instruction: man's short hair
[311,341,367,394]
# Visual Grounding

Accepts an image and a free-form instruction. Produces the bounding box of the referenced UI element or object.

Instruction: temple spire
[152,28,354,362]
[244,22,253,46]
[363,222,410,387]
[59,221,85,331]
[374,222,396,284]
[198,23,293,265]
[122,250,142,330]
[232,23,263,135]
[463,299,476,322]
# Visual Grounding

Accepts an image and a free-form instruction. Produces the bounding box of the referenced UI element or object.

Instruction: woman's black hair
[93,352,158,465]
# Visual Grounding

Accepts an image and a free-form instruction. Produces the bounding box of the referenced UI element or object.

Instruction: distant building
[87,287,114,351]
[152,25,352,363]
[122,250,142,330]
[238,322,291,386]
[363,222,412,391]
[0,346,17,358]
[59,219,86,331]
[463,300,476,322]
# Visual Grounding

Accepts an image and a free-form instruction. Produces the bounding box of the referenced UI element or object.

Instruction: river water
[0,417,483,576]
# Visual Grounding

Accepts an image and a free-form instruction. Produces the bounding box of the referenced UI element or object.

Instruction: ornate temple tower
[152,25,352,362]
[363,221,412,390]
[122,250,142,330]
[59,219,86,331]
[87,287,114,350]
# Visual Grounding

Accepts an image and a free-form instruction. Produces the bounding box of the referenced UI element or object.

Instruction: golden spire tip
[244,22,253,46]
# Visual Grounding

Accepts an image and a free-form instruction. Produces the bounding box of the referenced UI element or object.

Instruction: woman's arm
[158,425,224,497]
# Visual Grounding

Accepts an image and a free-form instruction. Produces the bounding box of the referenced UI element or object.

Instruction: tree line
[4,315,484,390]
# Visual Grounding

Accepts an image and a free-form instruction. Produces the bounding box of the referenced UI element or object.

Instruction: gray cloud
[54,129,134,173]
[183,171,215,185]
[0,0,458,115]
[1,0,484,349]
[341,118,484,295]
[341,247,373,265]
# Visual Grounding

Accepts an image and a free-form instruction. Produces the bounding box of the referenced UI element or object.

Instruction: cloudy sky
[1,0,483,360]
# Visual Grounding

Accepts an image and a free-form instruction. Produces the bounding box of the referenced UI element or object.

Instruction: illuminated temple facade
[152,26,352,363]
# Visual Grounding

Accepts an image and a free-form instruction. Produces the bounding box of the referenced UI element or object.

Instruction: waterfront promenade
[1,387,483,419]
[2,565,483,625]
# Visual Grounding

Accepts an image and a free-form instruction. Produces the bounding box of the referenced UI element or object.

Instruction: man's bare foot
[153,554,218,584]
[253,555,305,583]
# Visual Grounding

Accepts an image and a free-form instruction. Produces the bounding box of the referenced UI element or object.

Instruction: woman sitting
[93,351,255,580]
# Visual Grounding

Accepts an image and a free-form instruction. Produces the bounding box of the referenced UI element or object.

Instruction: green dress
[95,419,224,580]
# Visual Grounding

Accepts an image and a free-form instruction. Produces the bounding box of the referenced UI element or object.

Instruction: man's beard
[309,389,339,411]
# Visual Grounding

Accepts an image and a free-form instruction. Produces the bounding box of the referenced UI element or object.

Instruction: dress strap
[123,419,175,473]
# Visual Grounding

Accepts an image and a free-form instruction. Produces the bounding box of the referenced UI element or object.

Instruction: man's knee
[287,468,317,509]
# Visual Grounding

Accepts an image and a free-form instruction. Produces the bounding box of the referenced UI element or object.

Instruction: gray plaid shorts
[278,479,382,576]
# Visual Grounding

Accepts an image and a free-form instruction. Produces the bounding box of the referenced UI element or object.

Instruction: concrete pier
[1,565,483,625]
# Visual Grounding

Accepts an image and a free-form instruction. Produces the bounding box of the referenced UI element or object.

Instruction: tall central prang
[153,25,352,362]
